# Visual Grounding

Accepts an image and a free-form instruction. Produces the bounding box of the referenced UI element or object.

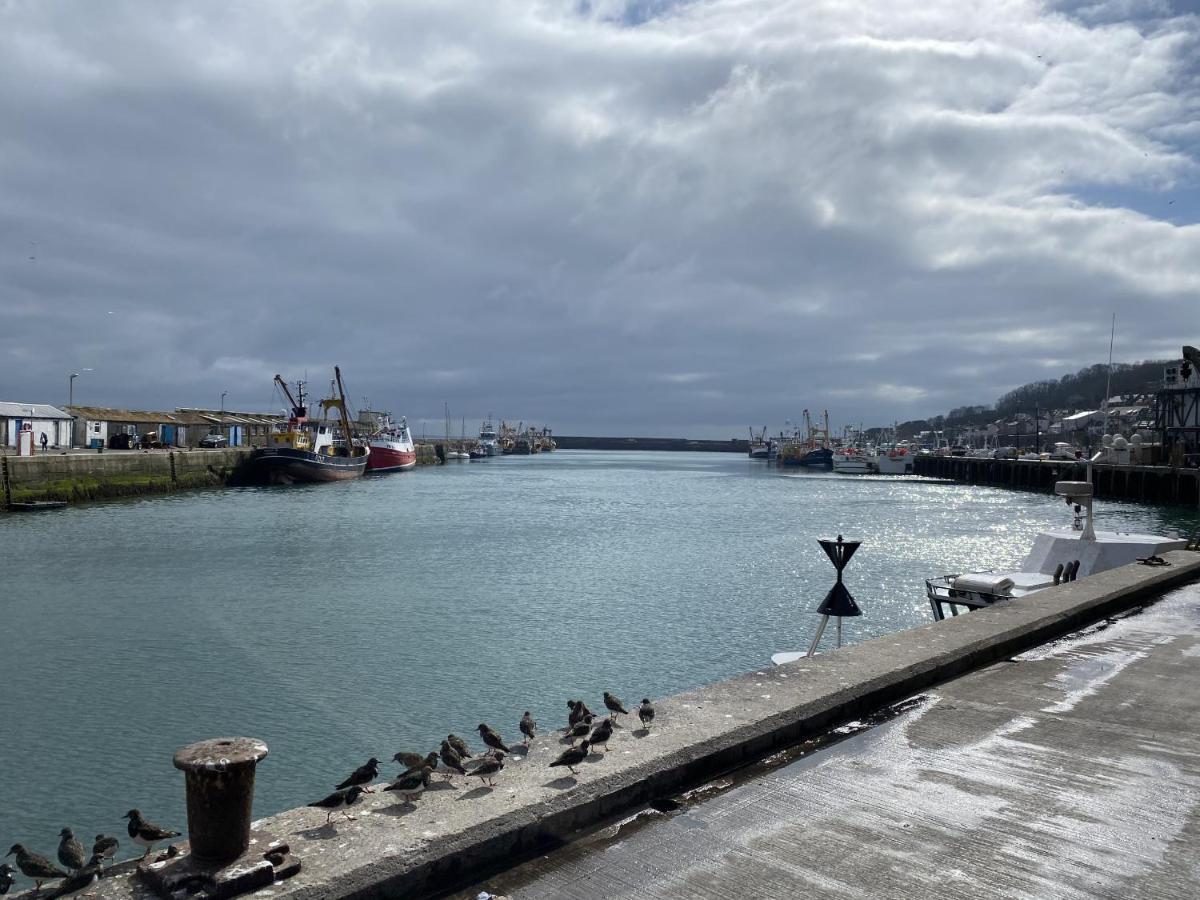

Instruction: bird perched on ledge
[566,700,593,731]
[639,698,656,729]
[123,810,181,858]
[336,758,380,792]
[91,836,118,867]
[519,711,537,744]
[589,717,613,752]
[56,829,85,872]
[308,785,364,823]
[468,755,504,787]
[477,723,511,754]
[550,742,590,775]
[440,740,468,777]
[384,765,432,806]
[1,862,17,895]
[391,751,427,771]
[44,852,104,899]
[568,715,593,743]
[5,844,68,890]
[447,734,473,759]
[603,692,629,719]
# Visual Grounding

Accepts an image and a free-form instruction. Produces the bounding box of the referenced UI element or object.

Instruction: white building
[0,401,74,450]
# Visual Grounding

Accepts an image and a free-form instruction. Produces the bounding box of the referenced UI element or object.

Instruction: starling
[549,742,590,775]
[384,766,432,806]
[307,785,364,823]
[468,755,504,787]
[44,852,103,899]
[603,692,629,719]
[91,836,118,867]
[56,830,85,872]
[122,811,181,859]
[589,717,613,752]
[476,723,511,754]
[569,715,593,743]
[0,863,15,896]
[5,844,69,889]
[639,698,656,729]
[519,711,537,744]
[336,757,380,792]
[391,751,426,770]
[439,740,468,777]
[447,734,473,759]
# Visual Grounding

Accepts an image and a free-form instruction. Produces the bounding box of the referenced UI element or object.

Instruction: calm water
[1,450,1193,869]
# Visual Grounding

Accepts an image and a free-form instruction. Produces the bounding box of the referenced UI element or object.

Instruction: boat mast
[274,374,307,419]
[1103,313,1116,435]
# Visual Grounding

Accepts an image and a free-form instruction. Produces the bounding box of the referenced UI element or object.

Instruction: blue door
[230,426,242,446]
[161,424,176,446]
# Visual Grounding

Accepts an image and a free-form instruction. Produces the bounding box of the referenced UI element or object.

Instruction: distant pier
[914,454,1200,506]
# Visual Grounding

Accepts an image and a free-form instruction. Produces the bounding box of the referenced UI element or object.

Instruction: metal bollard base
[137,830,300,900]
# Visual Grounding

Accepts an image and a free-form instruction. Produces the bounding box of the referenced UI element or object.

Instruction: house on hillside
[0,402,73,450]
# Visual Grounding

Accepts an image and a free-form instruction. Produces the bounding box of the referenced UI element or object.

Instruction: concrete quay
[470,576,1200,899]
[50,551,1198,900]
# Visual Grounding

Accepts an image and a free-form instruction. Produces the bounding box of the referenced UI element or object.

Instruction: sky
[1,0,1198,437]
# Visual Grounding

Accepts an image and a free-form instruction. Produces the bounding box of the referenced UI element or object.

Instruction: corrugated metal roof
[0,401,73,419]
[66,405,192,425]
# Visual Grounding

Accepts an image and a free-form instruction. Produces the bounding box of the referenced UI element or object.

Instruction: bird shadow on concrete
[543,776,577,790]
[291,823,339,841]
[427,780,458,793]
[456,786,494,801]
[584,754,607,764]
[374,803,419,818]
[632,728,651,738]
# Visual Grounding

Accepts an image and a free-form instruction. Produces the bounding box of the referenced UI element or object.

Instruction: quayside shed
[0,401,73,450]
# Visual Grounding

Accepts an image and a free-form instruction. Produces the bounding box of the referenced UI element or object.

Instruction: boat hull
[251,447,368,483]
[779,448,833,468]
[366,442,416,472]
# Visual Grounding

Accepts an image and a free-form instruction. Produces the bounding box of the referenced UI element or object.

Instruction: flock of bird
[2,693,655,895]
[308,693,656,823]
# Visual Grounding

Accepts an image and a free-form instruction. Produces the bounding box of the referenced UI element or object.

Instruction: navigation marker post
[807,535,863,657]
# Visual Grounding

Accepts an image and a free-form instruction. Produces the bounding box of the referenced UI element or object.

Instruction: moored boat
[366,413,416,472]
[252,368,369,484]
[478,418,501,456]
[748,426,770,460]
[873,443,916,475]
[831,448,872,474]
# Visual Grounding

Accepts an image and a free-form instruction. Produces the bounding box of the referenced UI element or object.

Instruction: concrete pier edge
[67,551,1200,900]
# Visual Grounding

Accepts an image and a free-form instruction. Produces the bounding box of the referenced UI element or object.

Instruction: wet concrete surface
[460,580,1200,899]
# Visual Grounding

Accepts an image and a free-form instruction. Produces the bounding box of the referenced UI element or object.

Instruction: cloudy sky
[2,0,1197,436]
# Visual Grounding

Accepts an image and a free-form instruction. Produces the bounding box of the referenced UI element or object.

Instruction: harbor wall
[72,552,1200,900]
[914,455,1200,506]
[554,435,750,452]
[1,449,254,506]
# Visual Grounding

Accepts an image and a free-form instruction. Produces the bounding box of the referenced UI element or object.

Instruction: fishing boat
[924,480,1186,621]
[831,448,872,474]
[365,413,416,472]
[443,404,468,461]
[874,441,916,475]
[252,368,369,483]
[777,410,834,468]
[748,427,770,460]
[478,418,501,456]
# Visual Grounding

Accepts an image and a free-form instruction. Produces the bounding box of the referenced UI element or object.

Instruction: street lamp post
[69,372,79,408]
[221,391,228,413]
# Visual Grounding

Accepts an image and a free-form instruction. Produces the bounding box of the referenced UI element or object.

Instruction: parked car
[199,433,228,448]
[992,446,1019,459]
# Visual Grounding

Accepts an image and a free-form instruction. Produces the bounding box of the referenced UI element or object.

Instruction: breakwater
[555,435,749,452]
[914,455,1200,506]
[28,551,1200,900]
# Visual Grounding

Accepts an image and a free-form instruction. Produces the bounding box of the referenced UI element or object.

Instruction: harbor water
[0,450,1192,864]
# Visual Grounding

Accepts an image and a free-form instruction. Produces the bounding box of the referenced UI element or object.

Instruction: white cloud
[0,0,1197,434]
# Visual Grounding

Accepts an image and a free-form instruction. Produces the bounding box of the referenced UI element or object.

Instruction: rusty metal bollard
[173,737,269,864]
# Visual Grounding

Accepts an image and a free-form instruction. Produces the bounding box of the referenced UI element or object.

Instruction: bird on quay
[307,785,364,823]
[91,836,118,867]
[56,830,85,872]
[549,742,590,775]
[639,699,655,729]
[122,810,181,858]
[397,752,439,778]
[439,741,468,777]
[384,766,432,806]
[566,700,592,731]
[391,751,427,771]
[337,758,380,792]
[468,755,504,787]
[519,711,537,745]
[5,844,69,890]
[44,852,103,900]
[477,723,511,754]
[0,862,16,895]
[447,734,473,759]
[603,692,629,719]
[589,717,613,752]
[568,715,593,743]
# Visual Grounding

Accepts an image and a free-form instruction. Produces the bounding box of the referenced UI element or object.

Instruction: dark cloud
[2,0,1197,435]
